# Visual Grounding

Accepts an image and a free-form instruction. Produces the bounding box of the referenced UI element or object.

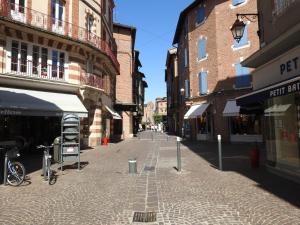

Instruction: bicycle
[0,146,26,186]
[36,144,55,185]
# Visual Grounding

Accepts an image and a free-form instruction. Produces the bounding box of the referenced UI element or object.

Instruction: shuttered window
[199,72,208,95]
[232,0,245,6]
[198,38,206,59]
[196,7,205,24]
[185,79,190,98]
[235,63,251,88]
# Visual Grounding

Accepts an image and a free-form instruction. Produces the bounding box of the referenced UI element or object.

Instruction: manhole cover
[133,212,157,223]
[144,166,155,171]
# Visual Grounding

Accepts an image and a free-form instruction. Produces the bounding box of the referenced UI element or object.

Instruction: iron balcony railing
[0,0,120,72]
[8,58,65,80]
[80,73,104,90]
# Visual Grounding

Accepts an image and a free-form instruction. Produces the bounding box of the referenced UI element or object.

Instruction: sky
[114,0,194,104]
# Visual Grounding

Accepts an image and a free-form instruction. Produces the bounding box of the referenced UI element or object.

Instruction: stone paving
[0,131,300,225]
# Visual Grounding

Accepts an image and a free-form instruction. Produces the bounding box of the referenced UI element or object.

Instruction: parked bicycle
[0,146,26,186]
[36,144,55,185]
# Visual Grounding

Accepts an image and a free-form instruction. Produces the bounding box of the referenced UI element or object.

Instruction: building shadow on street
[180,140,300,208]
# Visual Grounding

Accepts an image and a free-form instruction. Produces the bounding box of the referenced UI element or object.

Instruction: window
[10,0,25,13]
[185,79,190,98]
[10,41,27,73]
[199,72,208,95]
[184,48,188,67]
[183,19,188,38]
[32,45,39,75]
[198,38,206,60]
[233,25,248,48]
[41,48,48,76]
[235,63,251,88]
[86,15,94,33]
[196,7,205,25]
[9,40,65,79]
[273,0,296,15]
[51,0,64,33]
[232,0,245,6]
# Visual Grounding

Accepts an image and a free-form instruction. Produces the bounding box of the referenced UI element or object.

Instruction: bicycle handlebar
[36,144,53,149]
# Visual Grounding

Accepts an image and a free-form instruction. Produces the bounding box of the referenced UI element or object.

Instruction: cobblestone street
[0,131,300,225]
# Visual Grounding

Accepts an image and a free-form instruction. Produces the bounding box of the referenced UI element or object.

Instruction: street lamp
[230,13,259,43]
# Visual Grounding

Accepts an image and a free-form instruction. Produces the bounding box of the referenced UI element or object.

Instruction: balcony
[7,58,65,81]
[0,0,120,72]
[80,73,104,90]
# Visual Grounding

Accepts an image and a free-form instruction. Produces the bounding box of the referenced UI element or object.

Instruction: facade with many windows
[170,0,261,142]
[0,0,119,147]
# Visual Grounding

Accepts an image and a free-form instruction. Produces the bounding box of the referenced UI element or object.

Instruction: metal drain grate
[144,166,155,171]
[133,212,157,223]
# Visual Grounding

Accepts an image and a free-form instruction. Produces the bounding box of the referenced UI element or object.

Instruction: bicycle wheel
[7,161,26,186]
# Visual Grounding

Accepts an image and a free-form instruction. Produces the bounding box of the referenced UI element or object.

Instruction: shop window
[198,38,207,60]
[265,94,300,172]
[196,7,205,25]
[230,115,261,135]
[232,0,245,6]
[235,63,251,88]
[197,113,211,134]
[199,72,208,95]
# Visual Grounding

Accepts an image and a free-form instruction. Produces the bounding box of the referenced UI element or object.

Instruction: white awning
[105,106,122,120]
[184,103,209,119]
[0,87,88,117]
[223,100,240,117]
[264,104,291,117]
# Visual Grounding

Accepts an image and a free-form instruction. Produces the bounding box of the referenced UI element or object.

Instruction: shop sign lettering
[0,109,22,115]
[280,57,299,75]
[269,81,300,97]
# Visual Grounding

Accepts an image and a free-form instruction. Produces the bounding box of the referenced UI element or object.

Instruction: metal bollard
[176,137,182,172]
[3,153,8,186]
[128,159,137,174]
[218,135,223,171]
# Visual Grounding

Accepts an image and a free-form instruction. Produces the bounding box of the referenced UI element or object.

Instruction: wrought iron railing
[80,73,104,90]
[0,0,119,72]
[7,58,65,80]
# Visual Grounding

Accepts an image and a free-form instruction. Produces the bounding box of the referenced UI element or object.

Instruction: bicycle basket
[6,147,20,158]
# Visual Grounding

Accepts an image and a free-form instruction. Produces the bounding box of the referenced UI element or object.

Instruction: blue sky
[114,0,194,104]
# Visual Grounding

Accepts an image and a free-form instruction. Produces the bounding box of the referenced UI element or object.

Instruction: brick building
[113,23,147,139]
[236,0,300,181]
[170,0,261,142]
[165,47,179,134]
[155,97,167,123]
[0,0,120,147]
[142,101,154,125]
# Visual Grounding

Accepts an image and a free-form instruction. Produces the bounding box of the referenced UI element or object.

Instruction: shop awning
[264,104,291,117]
[223,100,240,117]
[105,106,122,120]
[184,103,209,119]
[0,87,88,117]
[236,76,300,107]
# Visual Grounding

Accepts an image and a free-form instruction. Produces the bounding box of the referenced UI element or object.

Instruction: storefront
[223,100,262,142]
[237,46,300,181]
[0,87,88,150]
[183,102,212,140]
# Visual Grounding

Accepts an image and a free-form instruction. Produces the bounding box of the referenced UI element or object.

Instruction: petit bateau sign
[280,56,299,76]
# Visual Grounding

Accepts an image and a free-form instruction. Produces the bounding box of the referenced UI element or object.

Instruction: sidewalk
[0,132,299,225]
